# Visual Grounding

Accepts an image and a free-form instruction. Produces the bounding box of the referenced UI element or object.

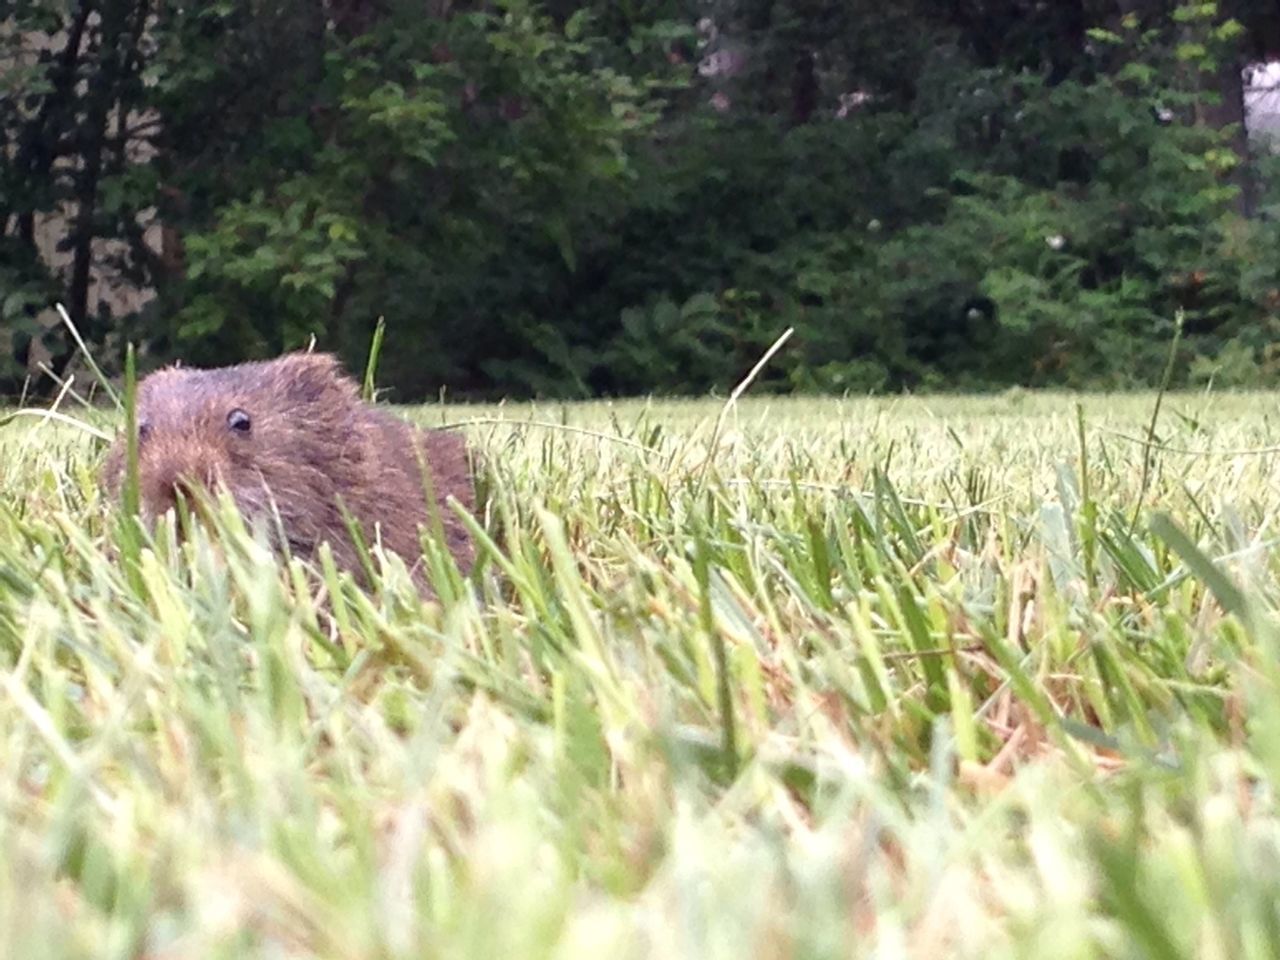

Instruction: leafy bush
[5,0,1279,398]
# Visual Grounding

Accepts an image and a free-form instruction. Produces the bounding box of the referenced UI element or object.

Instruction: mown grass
[2,386,1280,957]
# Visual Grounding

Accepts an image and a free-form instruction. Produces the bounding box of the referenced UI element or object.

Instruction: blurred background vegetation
[5,0,1280,401]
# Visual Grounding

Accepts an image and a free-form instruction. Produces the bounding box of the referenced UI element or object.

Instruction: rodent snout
[137,446,226,520]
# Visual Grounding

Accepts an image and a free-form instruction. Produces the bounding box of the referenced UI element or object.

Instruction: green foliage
[138,0,686,394]
[176,181,368,355]
[0,240,61,389]
[5,0,1280,397]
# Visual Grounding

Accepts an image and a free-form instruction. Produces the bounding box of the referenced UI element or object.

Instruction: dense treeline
[4,0,1280,399]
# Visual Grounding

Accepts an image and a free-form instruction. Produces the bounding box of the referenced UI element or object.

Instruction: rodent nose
[144,472,210,523]
[173,464,223,500]
[141,450,219,518]
[172,475,199,504]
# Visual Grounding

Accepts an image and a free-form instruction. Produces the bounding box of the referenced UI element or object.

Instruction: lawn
[1,386,1278,958]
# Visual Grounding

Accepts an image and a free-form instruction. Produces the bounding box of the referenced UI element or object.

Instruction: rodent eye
[226,408,252,434]
[137,420,151,442]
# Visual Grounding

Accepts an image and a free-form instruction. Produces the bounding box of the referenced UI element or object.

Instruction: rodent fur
[101,351,475,587]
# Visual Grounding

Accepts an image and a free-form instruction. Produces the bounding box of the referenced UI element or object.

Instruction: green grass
[3,387,1280,957]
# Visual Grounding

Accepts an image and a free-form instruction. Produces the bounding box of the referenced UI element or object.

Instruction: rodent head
[102,351,364,541]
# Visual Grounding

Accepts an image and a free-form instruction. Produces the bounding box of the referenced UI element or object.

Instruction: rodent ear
[276,351,357,404]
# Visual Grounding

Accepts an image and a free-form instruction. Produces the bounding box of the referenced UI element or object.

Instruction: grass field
[2,386,1280,957]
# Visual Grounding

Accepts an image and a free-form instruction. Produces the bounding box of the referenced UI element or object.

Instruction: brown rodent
[101,350,475,589]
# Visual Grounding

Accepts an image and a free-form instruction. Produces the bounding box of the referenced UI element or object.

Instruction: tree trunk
[790,51,818,124]
[13,2,95,248]
[68,1,134,339]
[1201,50,1255,217]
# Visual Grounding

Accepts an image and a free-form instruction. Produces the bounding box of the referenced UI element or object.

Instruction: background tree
[2,0,1279,398]
[0,0,158,391]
